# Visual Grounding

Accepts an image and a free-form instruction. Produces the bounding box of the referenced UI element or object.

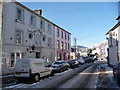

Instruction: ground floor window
[57,53,62,60]
[21,53,25,58]
[10,53,15,67]
[10,52,24,67]
[36,52,41,58]
[16,53,20,59]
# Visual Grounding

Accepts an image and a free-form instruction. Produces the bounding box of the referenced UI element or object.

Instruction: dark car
[68,60,79,68]
[77,59,85,65]
[51,60,69,73]
[83,56,94,63]
[113,63,120,83]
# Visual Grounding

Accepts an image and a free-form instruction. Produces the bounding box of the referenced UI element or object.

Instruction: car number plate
[16,73,21,75]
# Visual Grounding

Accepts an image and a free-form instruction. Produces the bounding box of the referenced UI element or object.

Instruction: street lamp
[74,37,77,59]
[27,29,43,53]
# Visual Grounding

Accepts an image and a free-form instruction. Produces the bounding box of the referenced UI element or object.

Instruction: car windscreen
[68,60,75,64]
[54,62,63,64]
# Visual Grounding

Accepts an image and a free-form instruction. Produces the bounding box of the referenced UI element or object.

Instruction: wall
[1,2,55,75]
[54,26,71,60]
[108,27,119,66]
[118,25,120,62]
[0,2,3,76]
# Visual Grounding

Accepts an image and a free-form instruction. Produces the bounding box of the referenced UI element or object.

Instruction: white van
[14,58,53,82]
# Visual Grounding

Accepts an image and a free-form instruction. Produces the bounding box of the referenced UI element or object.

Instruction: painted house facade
[106,16,120,66]
[0,2,55,75]
[91,40,108,59]
[54,26,71,61]
[0,1,70,75]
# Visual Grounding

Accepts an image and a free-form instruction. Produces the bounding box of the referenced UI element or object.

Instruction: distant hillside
[72,45,88,49]
[77,45,88,48]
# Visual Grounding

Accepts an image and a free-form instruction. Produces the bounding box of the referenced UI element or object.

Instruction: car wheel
[67,67,69,70]
[113,72,116,78]
[60,69,63,72]
[17,79,23,83]
[34,74,40,82]
[117,78,120,85]
[50,71,54,76]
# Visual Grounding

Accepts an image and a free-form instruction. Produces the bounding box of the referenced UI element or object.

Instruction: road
[58,63,99,88]
[4,62,102,89]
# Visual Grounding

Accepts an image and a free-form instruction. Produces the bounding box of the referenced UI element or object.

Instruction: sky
[21,2,118,47]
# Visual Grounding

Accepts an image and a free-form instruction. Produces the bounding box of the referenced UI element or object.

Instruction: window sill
[109,45,113,47]
[30,25,36,28]
[15,19,24,24]
[16,43,22,45]
[10,67,14,68]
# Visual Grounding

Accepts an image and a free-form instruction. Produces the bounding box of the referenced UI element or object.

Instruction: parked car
[51,60,69,73]
[14,58,54,82]
[68,60,79,68]
[113,63,120,83]
[77,59,85,65]
[84,56,94,63]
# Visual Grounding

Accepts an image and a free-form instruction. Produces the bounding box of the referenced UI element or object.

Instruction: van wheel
[34,74,40,82]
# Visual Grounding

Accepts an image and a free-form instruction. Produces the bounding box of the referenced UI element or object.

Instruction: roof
[106,21,120,35]
[14,2,71,34]
[116,15,120,20]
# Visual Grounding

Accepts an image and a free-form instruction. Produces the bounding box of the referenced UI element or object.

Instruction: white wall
[109,47,118,65]
[1,2,55,75]
[108,27,119,66]
[118,25,120,62]
[0,2,3,76]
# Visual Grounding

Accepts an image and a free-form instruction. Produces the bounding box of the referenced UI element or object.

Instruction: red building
[54,25,71,61]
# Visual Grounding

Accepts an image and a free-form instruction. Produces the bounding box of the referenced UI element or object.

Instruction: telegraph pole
[74,37,77,59]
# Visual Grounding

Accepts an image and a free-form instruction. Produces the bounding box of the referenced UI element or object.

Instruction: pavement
[2,61,120,89]
[96,64,119,89]
[0,74,14,88]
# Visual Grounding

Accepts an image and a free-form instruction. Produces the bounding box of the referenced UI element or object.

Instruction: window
[36,35,41,45]
[17,8,24,22]
[61,31,63,38]
[16,53,20,59]
[44,61,50,67]
[116,34,118,46]
[65,33,67,39]
[68,34,69,40]
[65,42,67,50]
[48,38,52,47]
[61,41,64,50]
[30,15,36,26]
[21,53,25,58]
[68,43,70,50]
[57,40,60,49]
[10,53,15,67]
[36,52,41,58]
[16,30,22,44]
[109,35,112,47]
[40,20,45,30]
[57,29,59,37]
[48,24,52,34]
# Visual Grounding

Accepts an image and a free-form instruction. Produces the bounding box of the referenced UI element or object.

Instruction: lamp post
[27,29,43,53]
[74,37,77,59]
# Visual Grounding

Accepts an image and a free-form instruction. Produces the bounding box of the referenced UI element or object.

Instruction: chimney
[34,9,42,16]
